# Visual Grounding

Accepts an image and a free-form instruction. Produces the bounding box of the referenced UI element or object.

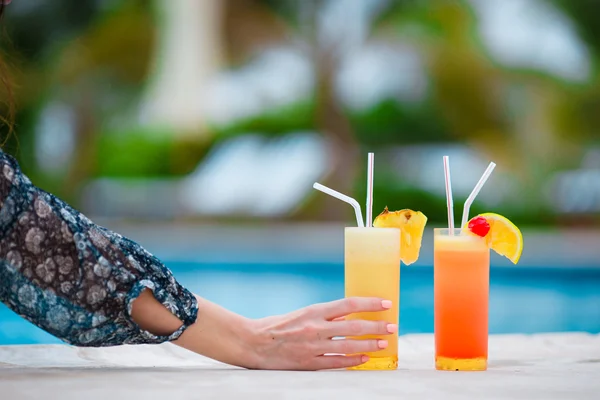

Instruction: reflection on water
[1,263,599,345]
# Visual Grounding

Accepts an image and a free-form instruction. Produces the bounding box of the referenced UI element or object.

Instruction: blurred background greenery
[1,0,599,227]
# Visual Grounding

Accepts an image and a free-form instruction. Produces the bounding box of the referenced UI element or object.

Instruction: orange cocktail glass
[434,228,490,371]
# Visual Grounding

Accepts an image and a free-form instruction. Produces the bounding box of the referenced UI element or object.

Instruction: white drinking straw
[313,182,365,227]
[366,152,374,228]
[460,162,496,229]
[443,156,454,233]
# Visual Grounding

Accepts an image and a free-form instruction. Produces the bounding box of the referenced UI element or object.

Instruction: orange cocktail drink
[434,228,490,371]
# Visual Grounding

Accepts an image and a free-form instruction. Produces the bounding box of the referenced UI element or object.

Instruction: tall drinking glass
[345,227,400,370]
[434,228,490,371]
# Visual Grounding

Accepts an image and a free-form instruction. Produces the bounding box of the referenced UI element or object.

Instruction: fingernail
[377,340,388,349]
[386,324,398,333]
[381,300,392,309]
[361,355,369,363]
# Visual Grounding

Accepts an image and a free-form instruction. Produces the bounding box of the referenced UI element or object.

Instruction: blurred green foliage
[96,131,176,178]
[209,100,316,138]
[349,100,451,145]
[96,129,210,178]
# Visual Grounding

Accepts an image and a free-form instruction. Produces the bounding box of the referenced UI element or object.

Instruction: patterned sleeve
[0,150,198,346]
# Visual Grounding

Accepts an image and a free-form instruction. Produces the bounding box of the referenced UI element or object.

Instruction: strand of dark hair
[0,2,15,143]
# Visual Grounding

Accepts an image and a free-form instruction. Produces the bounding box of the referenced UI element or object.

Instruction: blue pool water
[1,262,599,345]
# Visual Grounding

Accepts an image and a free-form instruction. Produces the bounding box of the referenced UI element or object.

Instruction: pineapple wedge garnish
[373,207,428,265]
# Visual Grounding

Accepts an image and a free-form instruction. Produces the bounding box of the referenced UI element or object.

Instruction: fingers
[319,338,388,355]
[325,320,397,338]
[317,297,392,320]
[311,354,369,370]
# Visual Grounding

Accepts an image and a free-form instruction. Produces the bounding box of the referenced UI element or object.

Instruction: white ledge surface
[1,333,599,400]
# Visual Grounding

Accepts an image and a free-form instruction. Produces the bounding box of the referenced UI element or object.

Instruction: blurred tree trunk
[304,0,360,222]
[222,0,286,63]
[64,86,96,205]
[139,0,223,138]
[313,49,361,222]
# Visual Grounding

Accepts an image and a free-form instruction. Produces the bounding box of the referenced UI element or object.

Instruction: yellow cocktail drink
[345,227,400,370]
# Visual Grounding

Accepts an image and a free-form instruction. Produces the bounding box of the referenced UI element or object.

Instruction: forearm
[175,295,257,368]
[131,291,258,368]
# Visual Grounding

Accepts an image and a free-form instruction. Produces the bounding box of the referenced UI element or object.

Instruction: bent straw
[366,153,374,228]
[443,156,454,233]
[461,162,497,229]
[313,183,365,227]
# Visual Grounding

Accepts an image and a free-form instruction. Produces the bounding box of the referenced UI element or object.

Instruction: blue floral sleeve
[0,150,198,346]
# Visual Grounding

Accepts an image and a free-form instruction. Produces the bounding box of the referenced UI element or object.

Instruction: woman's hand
[245,297,397,370]
[136,292,396,371]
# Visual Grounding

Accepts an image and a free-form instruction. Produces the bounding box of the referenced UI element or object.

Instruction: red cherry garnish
[468,216,490,237]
